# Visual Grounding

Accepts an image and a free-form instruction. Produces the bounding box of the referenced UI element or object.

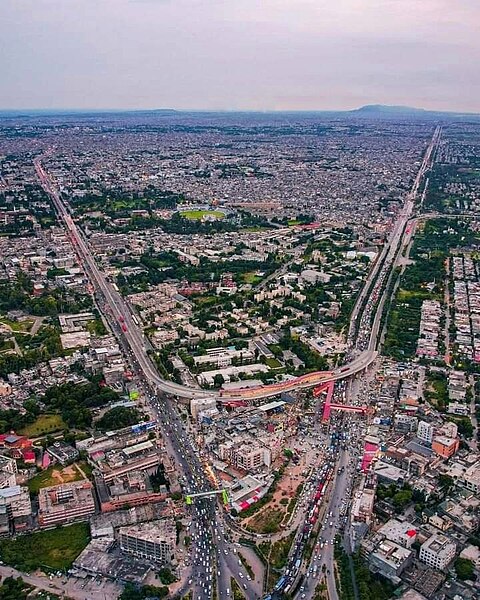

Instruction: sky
[1,0,479,112]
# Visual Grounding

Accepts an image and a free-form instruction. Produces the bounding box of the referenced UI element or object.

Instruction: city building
[417,421,434,444]
[46,441,79,466]
[218,440,271,472]
[0,485,32,526]
[419,535,456,571]
[119,519,176,564]
[377,519,417,549]
[368,539,413,582]
[38,481,96,528]
[432,436,459,459]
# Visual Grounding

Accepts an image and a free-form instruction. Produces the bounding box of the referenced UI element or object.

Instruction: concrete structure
[119,519,176,564]
[432,436,459,459]
[46,441,79,466]
[369,539,413,582]
[419,534,456,571]
[459,460,480,493]
[38,481,95,528]
[377,519,417,549]
[0,456,17,489]
[351,488,375,525]
[218,440,271,472]
[417,421,434,444]
[190,397,218,420]
[0,485,32,522]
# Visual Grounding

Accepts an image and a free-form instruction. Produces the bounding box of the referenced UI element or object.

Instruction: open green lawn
[19,413,66,437]
[242,272,262,285]
[180,210,225,220]
[27,463,88,494]
[265,357,282,369]
[0,522,90,572]
[0,317,34,333]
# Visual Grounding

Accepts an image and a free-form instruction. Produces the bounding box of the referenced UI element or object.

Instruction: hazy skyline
[1,0,479,112]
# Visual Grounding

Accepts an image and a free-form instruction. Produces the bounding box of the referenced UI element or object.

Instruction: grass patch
[0,522,90,572]
[265,357,282,369]
[247,508,285,534]
[231,577,245,600]
[180,210,225,220]
[27,463,87,494]
[19,413,66,437]
[242,272,262,285]
[270,532,295,570]
[0,318,34,333]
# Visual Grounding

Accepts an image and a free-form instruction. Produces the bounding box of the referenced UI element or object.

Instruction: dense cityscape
[0,109,479,600]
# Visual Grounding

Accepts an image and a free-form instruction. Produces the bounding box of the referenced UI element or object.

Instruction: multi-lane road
[35,157,260,599]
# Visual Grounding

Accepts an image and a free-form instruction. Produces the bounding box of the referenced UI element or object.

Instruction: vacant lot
[19,413,66,437]
[0,522,90,571]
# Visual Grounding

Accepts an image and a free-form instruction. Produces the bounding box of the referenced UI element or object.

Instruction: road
[291,125,442,600]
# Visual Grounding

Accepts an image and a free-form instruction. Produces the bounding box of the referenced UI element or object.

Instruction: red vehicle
[119,315,125,323]
[121,324,128,332]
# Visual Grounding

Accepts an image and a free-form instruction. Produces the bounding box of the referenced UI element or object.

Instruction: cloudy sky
[1,0,479,112]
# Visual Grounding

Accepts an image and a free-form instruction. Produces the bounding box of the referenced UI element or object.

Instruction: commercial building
[119,519,176,564]
[38,481,95,528]
[419,534,456,571]
[0,485,32,528]
[95,471,168,513]
[459,460,480,493]
[351,488,375,525]
[190,397,218,420]
[218,440,271,472]
[0,456,17,489]
[377,519,417,549]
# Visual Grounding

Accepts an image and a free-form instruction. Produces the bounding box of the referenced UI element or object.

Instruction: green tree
[454,557,475,581]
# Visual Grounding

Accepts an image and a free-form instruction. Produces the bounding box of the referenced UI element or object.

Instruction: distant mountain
[353,104,427,115]
[349,104,479,119]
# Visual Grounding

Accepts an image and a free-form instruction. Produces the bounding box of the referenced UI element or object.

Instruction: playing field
[180,210,225,220]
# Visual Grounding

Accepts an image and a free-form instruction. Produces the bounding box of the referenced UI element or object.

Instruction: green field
[19,413,66,437]
[27,463,88,494]
[0,522,90,572]
[180,210,225,220]
[242,272,263,284]
[265,357,282,369]
[0,317,34,333]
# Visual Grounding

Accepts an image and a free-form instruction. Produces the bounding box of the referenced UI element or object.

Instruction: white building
[419,535,456,571]
[417,421,434,444]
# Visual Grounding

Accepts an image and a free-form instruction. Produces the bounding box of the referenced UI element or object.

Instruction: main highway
[35,156,260,600]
